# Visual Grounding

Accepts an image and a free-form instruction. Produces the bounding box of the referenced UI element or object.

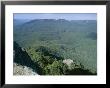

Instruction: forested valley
[14,19,97,75]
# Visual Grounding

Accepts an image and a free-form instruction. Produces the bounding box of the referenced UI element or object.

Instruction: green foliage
[43,60,68,75]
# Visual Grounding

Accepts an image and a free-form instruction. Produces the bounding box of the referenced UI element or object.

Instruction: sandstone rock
[13,63,38,75]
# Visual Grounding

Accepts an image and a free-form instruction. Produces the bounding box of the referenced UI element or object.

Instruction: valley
[14,19,97,75]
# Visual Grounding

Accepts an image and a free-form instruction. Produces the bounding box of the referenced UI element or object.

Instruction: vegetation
[14,19,97,75]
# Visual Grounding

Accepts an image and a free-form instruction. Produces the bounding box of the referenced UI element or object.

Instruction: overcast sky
[14,13,97,20]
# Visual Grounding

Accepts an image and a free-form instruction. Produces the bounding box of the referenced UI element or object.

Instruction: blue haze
[14,13,97,20]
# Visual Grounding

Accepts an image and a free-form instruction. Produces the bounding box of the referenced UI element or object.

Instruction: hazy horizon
[14,13,97,21]
[14,18,97,21]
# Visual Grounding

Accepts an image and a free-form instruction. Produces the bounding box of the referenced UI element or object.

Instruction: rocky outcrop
[63,59,74,69]
[13,63,38,75]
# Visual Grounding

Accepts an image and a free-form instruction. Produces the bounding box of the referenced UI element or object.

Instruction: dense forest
[14,19,97,75]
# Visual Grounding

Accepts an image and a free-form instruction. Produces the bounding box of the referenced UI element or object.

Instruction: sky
[14,13,97,20]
